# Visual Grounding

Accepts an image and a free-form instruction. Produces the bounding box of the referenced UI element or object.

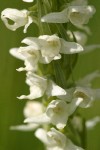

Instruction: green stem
[80,118,87,149]
[52,61,67,89]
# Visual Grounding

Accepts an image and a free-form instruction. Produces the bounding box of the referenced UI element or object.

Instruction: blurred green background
[0,0,100,150]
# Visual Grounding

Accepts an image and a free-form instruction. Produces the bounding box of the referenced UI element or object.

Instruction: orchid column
[1,0,100,150]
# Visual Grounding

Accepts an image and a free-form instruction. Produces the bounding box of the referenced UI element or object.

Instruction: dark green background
[0,0,100,150]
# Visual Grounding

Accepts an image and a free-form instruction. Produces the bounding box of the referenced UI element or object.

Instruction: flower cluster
[1,0,100,150]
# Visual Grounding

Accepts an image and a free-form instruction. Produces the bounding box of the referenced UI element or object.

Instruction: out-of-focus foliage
[0,0,100,150]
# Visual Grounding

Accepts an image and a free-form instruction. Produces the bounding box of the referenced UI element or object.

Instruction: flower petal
[46,81,66,97]
[9,48,25,60]
[60,38,83,54]
[24,16,33,33]
[10,124,38,131]
[24,113,50,124]
[41,8,68,23]
[1,8,28,31]
[46,100,69,129]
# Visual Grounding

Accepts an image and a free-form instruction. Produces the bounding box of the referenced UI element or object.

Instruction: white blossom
[41,3,95,31]
[58,71,100,108]
[18,72,66,100]
[19,35,83,63]
[35,128,84,150]
[10,35,83,72]
[67,5,96,28]
[24,98,82,129]
[18,72,47,100]
[1,8,33,33]
[21,35,61,64]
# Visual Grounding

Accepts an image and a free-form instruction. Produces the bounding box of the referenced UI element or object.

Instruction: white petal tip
[16,67,25,72]
[41,18,45,22]
[17,95,27,100]
[24,119,27,123]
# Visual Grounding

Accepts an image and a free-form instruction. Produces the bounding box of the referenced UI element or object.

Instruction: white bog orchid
[10,47,40,72]
[67,6,96,27]
[18,72,66,100]
[10,35,83,72]
[24,99,82,129]
[23,101,43,118]
[18,72,47,100]
[35,128,84,150]
[10,101,44,131]
[17,46,40,72]
[19,35,83,63]
[58,71,100,108]
[39,35,61,58]
[41,3,95,30]
[1,8,33,33]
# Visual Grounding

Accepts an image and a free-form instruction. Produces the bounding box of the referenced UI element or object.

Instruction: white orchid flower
[17,46,40,72]
[10,35,83,72]
[18,72,66,100]
[10,101,44,131]
[35,128,84,150]
[67,6,96,27]
[16,35,61,64]
[1,8,33,33]
[46,99,82,129]
[20,35,83,64]
[24,98,82,129]
[46,100,69,129]
[41,4,95,31]
[39,35,61,58]
[10,47,40,72]
[23,101,43,118]
[73,86,94,108]
[18,72,47,100]
[22,35,62,64]
[58,71,100,108]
